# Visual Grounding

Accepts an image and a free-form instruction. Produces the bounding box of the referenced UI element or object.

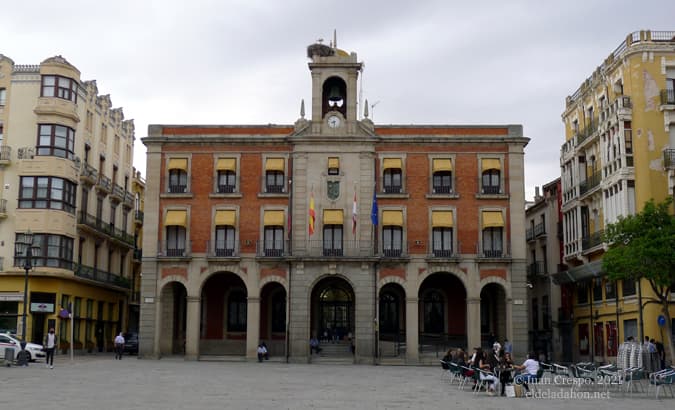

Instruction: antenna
[370,101,380,121]
[333,29,337,49]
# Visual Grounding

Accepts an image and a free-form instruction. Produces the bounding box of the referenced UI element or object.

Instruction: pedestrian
[655,339,666,370]
[114,332,125,360]
[257,342,267,362]
[44,327,56,369]
[310,336,322,354]
[503,338,512,355]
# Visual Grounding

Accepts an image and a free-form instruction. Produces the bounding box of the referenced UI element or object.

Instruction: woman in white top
[514,352,539,393]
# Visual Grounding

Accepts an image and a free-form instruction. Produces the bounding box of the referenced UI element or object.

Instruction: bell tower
[306,40,363,134]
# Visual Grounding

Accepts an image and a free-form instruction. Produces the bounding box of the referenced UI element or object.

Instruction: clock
[327,115,341,128]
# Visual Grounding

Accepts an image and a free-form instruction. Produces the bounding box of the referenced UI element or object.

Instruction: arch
[259,280,287,357]
[418,271,468,351]
[418,267,468,294]
[259,275,288,292]
[158,275,188,294]
[479,282,508,349]
[199,271,248,356]
[322,76,347,118]
[307,273,357,300]
[198,267,249,295]
[310,275,355,345]
[378,275,406,291]
[158,281,187,356]
[479,276,511,299]
[378,282,407,357]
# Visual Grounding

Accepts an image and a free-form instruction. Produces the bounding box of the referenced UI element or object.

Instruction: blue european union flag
[370,191,378,226]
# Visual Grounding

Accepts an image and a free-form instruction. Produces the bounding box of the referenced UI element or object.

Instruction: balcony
[133,248,142,261]
[582,229,605,251]
[73,264,130,289]
[660,89,675,106]
[110,183,125,203]
[477,242,511,259]
[428,241,460,259]
[383,184,402,194]
[0,198,6,218]
[382,242,409,258]
[579,171,602,196]
[157,241,192,258]
[576,121,597,145]
[526,228,535,242]
[79,163,98,186]
[123,191,134,209]
[534,222,546,237]
[481,185,501,195]
[291,240,376,258]
[527,261,547,276]
[0,146,11,165]
[77,211,135,247]
[256,240,289,257]
[96,175,111,194]
[206,240,240,258]
[134,210,144,224]
[168,184,187,194]
[664,149,675,169]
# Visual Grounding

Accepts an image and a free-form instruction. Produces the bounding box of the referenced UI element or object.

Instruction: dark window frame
[481,169,501,194]
[215,225,236,256]
[265,171,285,193]
[264,226,284,256]
[383,226,403,257]
[41,75,78,103]
[482,227,503,257]
[14,233,74,269]
[19,175,77,214]
[432,171,453,194]
[322,225,343,256]
[383,169,402,193]
[217,170,236,193]
[36,124,76,159]
[432,227,453,257]
[166,226,186,256]
[168,169,188,193]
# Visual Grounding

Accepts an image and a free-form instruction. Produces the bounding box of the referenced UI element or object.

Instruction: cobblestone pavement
[1,355,673,410]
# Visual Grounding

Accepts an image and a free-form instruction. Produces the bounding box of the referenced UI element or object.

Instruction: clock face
[327,115,341,128]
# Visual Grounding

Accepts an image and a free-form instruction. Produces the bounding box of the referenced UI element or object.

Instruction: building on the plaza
[139,42,529,364]
[555,30,675,363]
[128,167,145,333]
[525,178,570,362]
[0,54,139,353]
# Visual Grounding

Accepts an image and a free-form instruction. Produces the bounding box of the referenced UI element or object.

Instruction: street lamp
[18,230,38,366]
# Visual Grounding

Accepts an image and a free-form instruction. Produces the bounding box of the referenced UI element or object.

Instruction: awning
[328,157,340,169]
[382,210,403,226]
[167,158,188,171]
[216,158,236,172]
[265,158,285,172]
[323,210,344,225]
[552,260,603,284]
[383,158,402,170]
[481,158,501,171]
[482,211,504,228]
[165,210,187,227]
[263,210,285,226]
[214,210,236,226]
[432,211,454,228]
[432,159,452,173]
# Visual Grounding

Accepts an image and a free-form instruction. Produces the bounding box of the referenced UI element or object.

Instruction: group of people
[442,340,539,397]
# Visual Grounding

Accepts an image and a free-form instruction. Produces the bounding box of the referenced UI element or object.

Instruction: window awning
[482,211,504,228]
[214,210,236,226]
[382,158,402,170]
[265,158,285,172]
[165,210,187,227]
[382,210,403,226]
[216,158,236,172]
[552,260,603,284]
[432,211,454,228]
[481,158,501,171]
[263,210,284,226]
[432,159,452,173]
[323,210,344,225]
[328,157,339,169]
[167,158,188,171]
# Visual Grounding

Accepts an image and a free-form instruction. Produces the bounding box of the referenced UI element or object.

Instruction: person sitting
[498,350,514,396]
[478,350,499,395]
[441,348,454,369]
[261,341,269,360]
[257,343,267,362]
[309,336,322,354]
[514,352,539,395]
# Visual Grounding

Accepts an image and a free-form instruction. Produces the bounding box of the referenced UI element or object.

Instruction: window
[0,88,6,105]
[19,176,77,214]
[328,157,339,175]
[271,292,286,333]
[217,171,236,193]
[383,169,402,193]
[0,123,3,146]
[227,290,247,332]
[166,226,186,257]
[264,226,284,256]
[482,227,503,257]
[432,228,453,257]
[323,225,343,256]
[114,135,120,155]
[593,280,603,302]
[422,290,444,333]
[383,226,403,257]
[168,169,188,193]
[41,75,78,103]
[14,233,74,269]
[96,197,103,221]
[577,282,588,304]
[379,292,400,333]
[265,171,284,193]
[481,170,501,194]
[605,281,616,300]
[622,279,636,297]
[110,203,117,228]
[37,124,75,159]
[623,319,637,342]
[215,226,235,256]
[542,295,550,330]
[432,172,452,194]
[532,297,539,331]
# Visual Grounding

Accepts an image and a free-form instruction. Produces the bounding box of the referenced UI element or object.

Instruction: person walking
[114,332,125,360]
[44,327,56,369]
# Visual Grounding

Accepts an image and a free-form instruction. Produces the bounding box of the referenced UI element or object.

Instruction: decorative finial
[364,99,369,118]
[333,29,337,49]
[300,99,305,119]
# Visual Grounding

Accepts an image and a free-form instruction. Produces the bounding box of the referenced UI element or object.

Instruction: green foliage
[603,198,675,294]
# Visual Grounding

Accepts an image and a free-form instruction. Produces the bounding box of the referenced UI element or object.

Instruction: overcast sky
[3,0,674,200]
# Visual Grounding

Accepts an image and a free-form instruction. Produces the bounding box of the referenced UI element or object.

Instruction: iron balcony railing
[77,211,134,246]
[661,89,675,105]
[534,222,546,237]
[157,241,192,258]
[432,185,453,194]
[111,183,125,201]
[576,120,597,144]
[664,149,675,169]
[476,242,511,259]
[206,240,240,257]
[382,184,402,194]
[260,177,287,194]
[382,241,409,258]
[579,171,602,196]
[428,241,460,258]
[97,175,111,192]
[481,185,501,195]
[527,261,546,276]
[80,163,98,183]
[168,184,187,193]
[256,240,289,257]
[0,146,11,161]
[123,191,134,208]
[526,227,535,241]
[134,210,144,223]
[73,263,130,289]
[582,229,605,251]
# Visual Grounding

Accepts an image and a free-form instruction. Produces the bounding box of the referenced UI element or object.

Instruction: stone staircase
[310,341,354,364]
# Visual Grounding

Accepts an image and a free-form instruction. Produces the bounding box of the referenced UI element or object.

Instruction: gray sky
[3,0,674,200]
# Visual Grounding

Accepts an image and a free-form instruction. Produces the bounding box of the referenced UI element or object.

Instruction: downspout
[285,159,293,363]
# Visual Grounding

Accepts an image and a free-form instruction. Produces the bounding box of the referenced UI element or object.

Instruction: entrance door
[32,314,46,345]
[312,278,354,343]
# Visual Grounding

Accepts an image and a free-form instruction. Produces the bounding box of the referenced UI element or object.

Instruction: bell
[327,85,343,102]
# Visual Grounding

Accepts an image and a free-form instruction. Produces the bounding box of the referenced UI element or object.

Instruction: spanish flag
[309,191,316,236]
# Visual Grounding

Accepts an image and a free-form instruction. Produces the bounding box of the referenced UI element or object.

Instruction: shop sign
[30,302,55,313]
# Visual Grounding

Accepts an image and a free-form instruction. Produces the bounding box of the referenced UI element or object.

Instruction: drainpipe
[374,261,379,365]
[637,279,644,343]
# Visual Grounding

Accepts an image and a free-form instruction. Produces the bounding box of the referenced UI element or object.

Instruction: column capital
[466,297,481,304]
[405,298,419,303]
[247,297,261,303]
[186,296,201,303]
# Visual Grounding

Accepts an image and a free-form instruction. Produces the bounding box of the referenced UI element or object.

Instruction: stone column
[184,296,201,360]
[467,297,481,350]
[405,297,419,363]
[246,296,261,361]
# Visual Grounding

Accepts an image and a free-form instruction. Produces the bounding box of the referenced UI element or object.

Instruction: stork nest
[307,43,335,58]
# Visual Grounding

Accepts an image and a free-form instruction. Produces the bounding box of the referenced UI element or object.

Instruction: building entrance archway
[418,272,467,354]
[199,272,247,356]
[311,277,354,343]
[159,281,187,356]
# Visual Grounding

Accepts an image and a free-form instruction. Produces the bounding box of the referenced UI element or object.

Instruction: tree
[603,198,675,364]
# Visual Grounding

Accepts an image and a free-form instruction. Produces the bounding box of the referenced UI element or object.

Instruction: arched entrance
[260,282,286,357]
[379,283,406,357]
[200,272,247,356]
[480,282,507,349]
[418,272,467,355]
[159,281,187,356]
[311,277,354,343]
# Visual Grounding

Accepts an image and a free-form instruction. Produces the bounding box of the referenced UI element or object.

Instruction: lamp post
[18,230,35,366]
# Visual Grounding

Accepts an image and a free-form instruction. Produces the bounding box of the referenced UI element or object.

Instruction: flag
[370,190,378,226]
[309,191,315,236]
[352,190,358,235]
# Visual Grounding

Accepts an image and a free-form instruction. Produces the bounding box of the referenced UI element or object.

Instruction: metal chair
[648,369,675,399]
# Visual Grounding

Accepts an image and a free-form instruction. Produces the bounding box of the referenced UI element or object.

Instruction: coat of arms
[327,181,340,200]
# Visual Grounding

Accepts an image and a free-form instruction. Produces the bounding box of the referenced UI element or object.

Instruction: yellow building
[555,30,675,364]
[0,54,139,353]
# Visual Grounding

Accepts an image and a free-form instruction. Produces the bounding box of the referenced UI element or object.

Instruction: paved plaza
[1,355,673,409]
